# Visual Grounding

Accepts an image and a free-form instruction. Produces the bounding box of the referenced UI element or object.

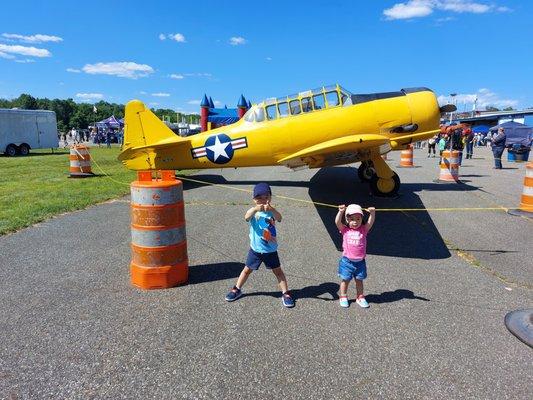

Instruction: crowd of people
[60,127,124,148]
[420,124,507,168]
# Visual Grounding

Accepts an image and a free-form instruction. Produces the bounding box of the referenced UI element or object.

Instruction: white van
[0,108,59,156]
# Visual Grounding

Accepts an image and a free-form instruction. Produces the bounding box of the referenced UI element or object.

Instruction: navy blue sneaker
[282,292,295,308]
[225,286,242,302]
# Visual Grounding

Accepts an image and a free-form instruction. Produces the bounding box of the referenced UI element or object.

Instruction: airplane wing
[277,133,389,169]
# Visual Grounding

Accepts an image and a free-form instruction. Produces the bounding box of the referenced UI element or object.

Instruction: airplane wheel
[358,163,376,182]
[370,172,400,197]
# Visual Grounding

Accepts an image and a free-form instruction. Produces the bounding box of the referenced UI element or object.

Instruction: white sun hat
[345,204,363,216]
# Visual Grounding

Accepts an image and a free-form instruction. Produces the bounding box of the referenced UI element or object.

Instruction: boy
[225,182,295,308]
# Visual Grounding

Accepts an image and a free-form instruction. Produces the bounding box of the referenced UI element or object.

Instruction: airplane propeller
[439,104,457,113]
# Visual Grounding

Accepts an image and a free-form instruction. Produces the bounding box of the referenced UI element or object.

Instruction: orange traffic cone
[398,145,414,167]
[508,162,533,217]
[435,150,460,182]
[130,170,189,289]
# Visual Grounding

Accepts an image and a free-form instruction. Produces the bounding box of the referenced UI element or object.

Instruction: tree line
[0,94,200,133]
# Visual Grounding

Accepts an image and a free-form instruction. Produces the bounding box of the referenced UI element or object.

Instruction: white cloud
[152,92,170,97]
[188,99,201,105]
[159,33,186,42]
[2,33,63,43]
[81,62,154,79]
[229,36,247,45]
[266,57,272,61]
[183,72,212,78]
[0,44,51,57]
[14,59,36,63]
[66,68,81,73]
[170,33,186,42]
[140,91,147,95]
[437,88,519,110]
[149,102,159,106]
[0,51,16,59]
[170,73,184,79]
[383,0,509,20]
[384,1,433,19]
[76,93,104,101]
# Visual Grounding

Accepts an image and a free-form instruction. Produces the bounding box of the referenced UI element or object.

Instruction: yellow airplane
[118,84,455,196]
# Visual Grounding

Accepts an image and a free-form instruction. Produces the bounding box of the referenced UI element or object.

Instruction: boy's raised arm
[366,207,376,232]
[265,202,282,222]
[245,205,260,222]
[335,205,346,231]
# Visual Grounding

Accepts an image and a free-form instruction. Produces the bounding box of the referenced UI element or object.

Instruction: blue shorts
[338,256,367,281]
[246,249,281,270]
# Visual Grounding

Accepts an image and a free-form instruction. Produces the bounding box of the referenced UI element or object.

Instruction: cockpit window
[289,99,301,115]
[255,107,265,122]
[243,108,255,122]
[313,93,325,110]
[301,97,313,113]
[278,102,289,117]
[266,104,277,120]
[326,91,340,107]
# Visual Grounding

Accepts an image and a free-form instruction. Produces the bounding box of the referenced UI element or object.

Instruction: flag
[93,105,97,113]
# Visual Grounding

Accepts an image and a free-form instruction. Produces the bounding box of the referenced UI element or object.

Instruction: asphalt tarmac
[1,146,531,399]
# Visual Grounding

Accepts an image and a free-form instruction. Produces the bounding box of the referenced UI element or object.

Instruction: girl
[335,204,376,308]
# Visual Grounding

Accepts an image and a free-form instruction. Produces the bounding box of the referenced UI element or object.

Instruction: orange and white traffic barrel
[436,150,460,182]
[508,162,533,217]
[69,145,93,177]
[130,170,188,289]
[398,144,414,167]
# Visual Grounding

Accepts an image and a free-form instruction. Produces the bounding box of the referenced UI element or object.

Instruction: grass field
[0,146,139,235]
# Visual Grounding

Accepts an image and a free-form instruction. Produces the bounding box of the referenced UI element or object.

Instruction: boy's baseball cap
[253,182,271,198]
[345,204,363,216]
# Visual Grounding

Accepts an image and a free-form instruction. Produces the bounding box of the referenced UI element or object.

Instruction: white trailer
[0,108,59,156]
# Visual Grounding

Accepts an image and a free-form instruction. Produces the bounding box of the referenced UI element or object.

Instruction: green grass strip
[1,146,147,235]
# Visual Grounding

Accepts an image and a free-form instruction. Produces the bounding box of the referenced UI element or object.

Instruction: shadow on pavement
[189,262,244,285]
[181,166,481,260]
[365,289,430,304]
[242,281,339,301]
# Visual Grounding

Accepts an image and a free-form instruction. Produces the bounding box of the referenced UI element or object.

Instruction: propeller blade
[440,104,457,113]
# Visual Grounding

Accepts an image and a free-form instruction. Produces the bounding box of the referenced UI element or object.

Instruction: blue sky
[0,0,531,114]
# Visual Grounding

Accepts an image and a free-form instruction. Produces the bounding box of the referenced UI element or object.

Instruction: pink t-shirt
[340,225,368,260]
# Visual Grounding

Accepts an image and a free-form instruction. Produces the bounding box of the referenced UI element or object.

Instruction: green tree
[13,94,38,109]
[485,106,500,112]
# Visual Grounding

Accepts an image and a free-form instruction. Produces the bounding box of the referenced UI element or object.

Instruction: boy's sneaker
[225,286,242,302]
[356,296,369,308]
[282,292,295,308]
[339,296,349,308]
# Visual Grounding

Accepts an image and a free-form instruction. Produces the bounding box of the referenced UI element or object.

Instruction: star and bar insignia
[191,133,248,164]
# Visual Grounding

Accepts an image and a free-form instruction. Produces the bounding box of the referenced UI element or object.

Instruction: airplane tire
[370,172,400,197]
[358,163,376,182]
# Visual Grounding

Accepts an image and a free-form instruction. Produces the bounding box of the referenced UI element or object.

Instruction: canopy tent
[489,121,532,147]
[472,125,490,134]
[96,115,123,129]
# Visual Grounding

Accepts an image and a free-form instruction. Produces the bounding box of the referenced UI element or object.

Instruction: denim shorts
[338,256,367,281]
[246,249,281,270]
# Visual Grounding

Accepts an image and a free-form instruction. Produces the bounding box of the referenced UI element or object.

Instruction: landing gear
[365,156,401,197]
[358,161,376,182]
[370,172,400,197]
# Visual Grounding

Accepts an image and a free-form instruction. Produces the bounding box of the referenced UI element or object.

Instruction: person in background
[427,134,438,157]
[491,127,506,169]
[464,127,474,159]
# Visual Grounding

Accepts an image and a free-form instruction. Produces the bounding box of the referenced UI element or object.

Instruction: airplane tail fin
[118,100,187,168]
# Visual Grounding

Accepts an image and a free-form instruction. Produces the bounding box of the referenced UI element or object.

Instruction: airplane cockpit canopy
[243,84,352,123]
